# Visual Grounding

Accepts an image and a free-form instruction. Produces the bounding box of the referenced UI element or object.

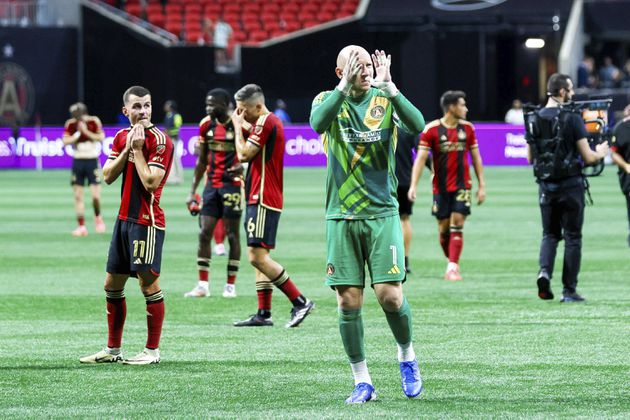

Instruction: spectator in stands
[274,99,291,124]
[504,99,525,125]
[599,56,621,88]
[577,56,596,89]
[213,17,233,70]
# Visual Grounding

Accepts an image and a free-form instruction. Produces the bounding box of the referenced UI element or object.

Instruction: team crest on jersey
[226,130,234,140]
[370,105,385,120]
[156,145,165,154]
[254,125,263,135]
[458,129,466,140]
[326,263,335,276]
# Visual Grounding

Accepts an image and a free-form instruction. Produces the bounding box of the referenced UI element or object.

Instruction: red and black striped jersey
[419,119,478,194]
[243,112,284,211]
[63,116,102,143]
[108,126,173,229]
[198,115,240,188]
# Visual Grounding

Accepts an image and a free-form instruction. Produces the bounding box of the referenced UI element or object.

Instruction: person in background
[163,100,184,185]
[273,99,291,124]
[504,99,525,125]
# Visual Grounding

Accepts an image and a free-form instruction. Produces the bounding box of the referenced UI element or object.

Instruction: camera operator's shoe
[536,270,554,300]
[560,291,585,303]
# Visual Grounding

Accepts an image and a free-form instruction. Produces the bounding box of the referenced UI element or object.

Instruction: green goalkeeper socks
[338,308,365,364]
[383,296,413,347]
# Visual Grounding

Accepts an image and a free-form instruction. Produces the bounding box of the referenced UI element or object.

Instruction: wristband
[336,78,352,96]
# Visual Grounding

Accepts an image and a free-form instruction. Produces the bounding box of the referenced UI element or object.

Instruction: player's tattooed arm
[408,147,430,202]
[231,108,259,162]
[188,141,208,203]
[470,147,486,205]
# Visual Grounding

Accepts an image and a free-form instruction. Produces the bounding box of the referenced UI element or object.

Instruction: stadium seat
[321,2,338,13]
[148,12,166,28]
[165,21,182,36]
[243,3,261,13]
[270,30,286,38]
[303,20,319,28]
[297,12,312,22]
[146,4,162,14]
[223,3,240,14]
[165,4,183,14]
[185,30,202,44]
[264,20,281,32]
[204,4,221,15]
[261,3,280,13]
[249,30,268,42]
[284,21,301,32]
[124,4,143,17]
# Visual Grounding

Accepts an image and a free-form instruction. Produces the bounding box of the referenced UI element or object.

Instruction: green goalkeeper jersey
[310,87,425,220]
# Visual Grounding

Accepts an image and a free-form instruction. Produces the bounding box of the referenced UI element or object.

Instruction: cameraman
[526,74,609,303]
[611,104,630,247]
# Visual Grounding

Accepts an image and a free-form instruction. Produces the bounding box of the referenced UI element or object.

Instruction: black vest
[525,108,582,181]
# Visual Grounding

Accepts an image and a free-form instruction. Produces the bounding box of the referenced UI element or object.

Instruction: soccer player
[310,46,425,403]
[408,90,486,281]
[163,100,184,185]
[611,104,630,247]
[185,88,242,298]
[395,130,432,274]
[230,84,314,328]
[80,86,173,365]
[62,102,106,236]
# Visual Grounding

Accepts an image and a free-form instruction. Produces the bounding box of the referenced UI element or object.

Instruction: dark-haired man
[63,102,106,236]
[80,86,173,365]
[408,90,486,282]
[185,88,242,298]
[231,83,314,328]
[525,74,608,302]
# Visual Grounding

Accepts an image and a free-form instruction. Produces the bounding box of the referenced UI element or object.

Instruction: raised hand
[371,49,398,97]
[342,49,362,84]
[130,124,145,151]
[371,50,391,84]
[231,108,245,127]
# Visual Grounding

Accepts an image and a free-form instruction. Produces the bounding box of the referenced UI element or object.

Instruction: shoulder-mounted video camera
[524,98,612,177]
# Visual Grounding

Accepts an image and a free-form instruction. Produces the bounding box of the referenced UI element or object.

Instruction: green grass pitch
[0,167,628,418]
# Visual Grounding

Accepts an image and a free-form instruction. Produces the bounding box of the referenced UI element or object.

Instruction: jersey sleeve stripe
[247,138,261,147]
[148,162,165,170]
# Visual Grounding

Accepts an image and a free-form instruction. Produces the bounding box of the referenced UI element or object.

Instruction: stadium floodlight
[525,38,545,49]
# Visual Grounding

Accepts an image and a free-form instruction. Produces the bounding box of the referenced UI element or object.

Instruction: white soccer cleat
[213,243,226,256]
[79,348,122,364]
[184,284,210,298]
[72,225,88,237]
[222,283,237,298]
[94,216,106,233]
[122,348,160,365]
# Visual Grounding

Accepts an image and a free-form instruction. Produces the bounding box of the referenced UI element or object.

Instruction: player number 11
[133,240,146,258]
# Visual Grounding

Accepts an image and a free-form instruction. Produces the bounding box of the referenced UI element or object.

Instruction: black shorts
[106,220,165,277]
[432,189,471,220]
[71,158,101,186]
[200,184,242,219]
[244,204,281,249]
[397,185,413,216]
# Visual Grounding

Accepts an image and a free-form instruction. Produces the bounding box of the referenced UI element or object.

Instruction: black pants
[538,178,585,294]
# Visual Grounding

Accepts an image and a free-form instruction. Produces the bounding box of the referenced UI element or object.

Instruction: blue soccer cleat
[400,359,423,398]
[345,382,376,404]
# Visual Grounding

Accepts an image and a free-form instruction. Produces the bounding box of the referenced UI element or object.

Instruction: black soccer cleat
[285,299,315,328]
[537,271,554,300]
[233,314,274,327]
[560,292,585,303]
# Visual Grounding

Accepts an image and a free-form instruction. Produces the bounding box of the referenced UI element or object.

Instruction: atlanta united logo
[0,62,35,125]
[370,105,385,120]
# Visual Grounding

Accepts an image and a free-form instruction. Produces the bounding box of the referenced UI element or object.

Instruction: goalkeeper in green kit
[310,45,425,404]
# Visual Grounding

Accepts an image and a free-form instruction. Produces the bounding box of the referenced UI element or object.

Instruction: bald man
[310,45,426,404]
[611,104,630,246]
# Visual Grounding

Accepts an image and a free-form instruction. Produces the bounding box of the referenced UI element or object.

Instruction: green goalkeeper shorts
[325,214,406,288]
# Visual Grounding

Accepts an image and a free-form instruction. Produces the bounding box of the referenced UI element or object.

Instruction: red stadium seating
[108,0,359,44]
